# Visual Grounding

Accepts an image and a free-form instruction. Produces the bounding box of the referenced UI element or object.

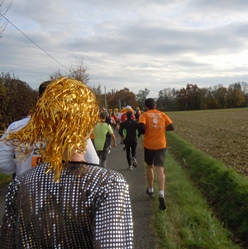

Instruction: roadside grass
[166,132,248,248]
[0,174,12,189]
[153,153,239,249]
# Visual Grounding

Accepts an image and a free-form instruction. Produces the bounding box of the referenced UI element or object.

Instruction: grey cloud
[1,0,248,98]
[192,0,248,12]
[65,19,248,59]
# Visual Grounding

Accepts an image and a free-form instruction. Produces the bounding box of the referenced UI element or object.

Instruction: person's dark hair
[100,112,107,120]
[145,98,156,109]
[39,80,51,96]
[126,111,132,120]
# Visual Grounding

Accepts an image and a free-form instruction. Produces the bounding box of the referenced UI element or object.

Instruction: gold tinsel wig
[4,77,99,182]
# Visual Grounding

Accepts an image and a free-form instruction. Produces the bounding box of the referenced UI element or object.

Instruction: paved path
[0,136,158,248]
[107,136,158,248]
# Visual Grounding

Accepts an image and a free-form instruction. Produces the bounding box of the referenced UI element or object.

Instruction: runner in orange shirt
[138,98,174,210]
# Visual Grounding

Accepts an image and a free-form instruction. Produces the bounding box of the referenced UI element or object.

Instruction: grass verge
[0,174,12,189]
[153,153,239,249]
[166,132,248,247]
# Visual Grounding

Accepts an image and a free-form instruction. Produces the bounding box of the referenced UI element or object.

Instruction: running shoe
[146,188,154,198]
[132,157,138,167]
[158,194,166,210]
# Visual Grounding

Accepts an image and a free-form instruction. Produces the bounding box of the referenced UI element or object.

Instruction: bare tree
[68,58,90,85]
[0,0,12,38]
[50,58,90,85]
[50,69,64,80]
[136,88,150,108]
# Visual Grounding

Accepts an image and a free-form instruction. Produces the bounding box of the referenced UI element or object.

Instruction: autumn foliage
[1,72,248,131]
[0,72,38,130]
[156,83,248,111]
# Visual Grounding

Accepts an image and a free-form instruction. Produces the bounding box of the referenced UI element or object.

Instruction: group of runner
[95,105,142,170]
[103,105,142,133]
[98,100,174,211]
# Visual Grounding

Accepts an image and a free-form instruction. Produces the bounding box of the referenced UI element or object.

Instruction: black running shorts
[144,148,166,166]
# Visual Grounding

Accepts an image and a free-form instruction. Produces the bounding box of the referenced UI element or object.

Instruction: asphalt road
[0,135,158,248]
[108,135,158,249]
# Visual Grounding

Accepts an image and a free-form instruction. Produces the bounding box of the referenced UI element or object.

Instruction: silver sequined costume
[0,162,133,248]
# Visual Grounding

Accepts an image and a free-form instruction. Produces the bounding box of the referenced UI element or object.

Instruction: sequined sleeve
[0,178,20,248]
[93,175,133,248]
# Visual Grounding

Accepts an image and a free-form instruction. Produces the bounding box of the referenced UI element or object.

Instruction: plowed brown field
[168,108,248,178]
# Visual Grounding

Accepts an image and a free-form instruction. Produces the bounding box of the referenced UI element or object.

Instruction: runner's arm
[138,123,146,135]
[93,178,133,248]
[118,123,124,137]
[166,123,174,131]
[111,133,117,147]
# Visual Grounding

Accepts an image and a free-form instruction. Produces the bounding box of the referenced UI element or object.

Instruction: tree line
[1,71,248,130]
[156,82,248,111]
[98,82,248,112]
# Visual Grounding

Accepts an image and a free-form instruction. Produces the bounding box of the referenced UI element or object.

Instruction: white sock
[149,188,154,193]
[159,190,164,196]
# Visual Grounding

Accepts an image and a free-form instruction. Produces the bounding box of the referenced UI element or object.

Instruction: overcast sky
[1,0,248,98]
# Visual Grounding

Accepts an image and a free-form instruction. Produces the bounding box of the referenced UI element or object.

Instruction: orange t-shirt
[139,109,172,150]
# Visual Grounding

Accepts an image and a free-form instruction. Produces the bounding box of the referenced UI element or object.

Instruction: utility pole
[119,99,121,111]
[104,86,107,109]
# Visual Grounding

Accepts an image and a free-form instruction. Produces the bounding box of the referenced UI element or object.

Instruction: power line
[0,13,70,72]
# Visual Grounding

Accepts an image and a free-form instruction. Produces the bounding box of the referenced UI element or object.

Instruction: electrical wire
[0,13,70,72]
